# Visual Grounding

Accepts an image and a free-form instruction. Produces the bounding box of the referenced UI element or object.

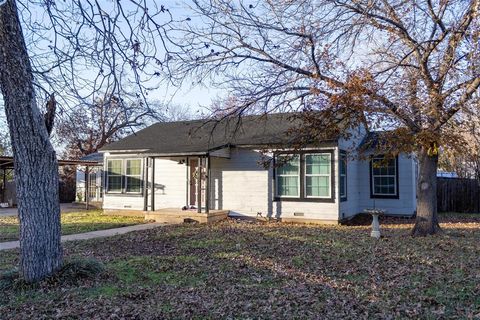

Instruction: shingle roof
[100,113,320,155]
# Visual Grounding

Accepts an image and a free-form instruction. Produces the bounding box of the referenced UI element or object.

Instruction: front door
[189,159,198,206]
[189,158,206,208]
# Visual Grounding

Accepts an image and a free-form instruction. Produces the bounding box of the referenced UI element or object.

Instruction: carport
[0,156,98,208]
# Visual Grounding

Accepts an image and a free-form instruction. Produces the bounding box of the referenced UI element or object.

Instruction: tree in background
[0,132,8,156]
[439,115,480,180]
[57,94,161,159]
[0,0,173,282]
[171,0,480,236]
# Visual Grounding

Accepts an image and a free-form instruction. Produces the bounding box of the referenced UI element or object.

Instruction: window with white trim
[125,159,142,193]
[339,153,347,200]
[274,151,334,201]
[276,155,300,197]
[105,158,143,194]
[371,156,397,197]
[305,153,331,198]
[106,159,123,193]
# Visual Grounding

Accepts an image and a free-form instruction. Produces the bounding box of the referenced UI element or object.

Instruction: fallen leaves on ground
[1,214,480,319]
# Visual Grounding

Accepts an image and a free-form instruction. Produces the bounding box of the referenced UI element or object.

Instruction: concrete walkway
[0,203,88,217]
[0,222,165,251]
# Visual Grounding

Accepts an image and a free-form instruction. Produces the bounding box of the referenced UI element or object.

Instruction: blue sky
[138,1,224,113]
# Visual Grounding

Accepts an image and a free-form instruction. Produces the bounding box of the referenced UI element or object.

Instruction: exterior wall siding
[100,129,417,219]
[338,125,367,219]
[357,154,417,216]
[338,125,417,217]
[151,157,188,209]
[210,148,340,221]
[338,153,417,217]
[102,155,145,210]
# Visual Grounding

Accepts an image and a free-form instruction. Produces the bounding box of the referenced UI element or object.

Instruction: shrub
[0,257,105,291]
[58,257,105,283]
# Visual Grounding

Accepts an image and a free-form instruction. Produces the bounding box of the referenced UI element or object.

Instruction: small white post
[364,208,385,239]
[371,213,381,239]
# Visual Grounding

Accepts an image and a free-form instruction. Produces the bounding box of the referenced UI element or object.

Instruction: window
[274,151,334,202]
[106,160,123,193]
[305,154,331,198]
[105,158,143,194]
[276,155,300,197]
[125,159,142,193]
[339,152,347,200]
[371,156,398,198]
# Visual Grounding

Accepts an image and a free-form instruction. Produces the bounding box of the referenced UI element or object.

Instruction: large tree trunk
[0,0,62,281]
[412,148,441,236]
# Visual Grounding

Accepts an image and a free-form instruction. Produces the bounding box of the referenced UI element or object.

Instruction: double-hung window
[276,155,300,197]
[371,156,398,198]
[106,158,143,194]
[339,152,347,200]
[106,159,123,193]
[125,159,142,193]
[275,151,333,201]
[305,154,331,198]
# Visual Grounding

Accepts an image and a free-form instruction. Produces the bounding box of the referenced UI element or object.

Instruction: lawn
[1,214,480,319]
[0,210,146,241]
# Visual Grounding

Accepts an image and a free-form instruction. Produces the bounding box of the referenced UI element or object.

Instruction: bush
[58,257,105,283]
[0,257,105,291]
[0,268,21,290]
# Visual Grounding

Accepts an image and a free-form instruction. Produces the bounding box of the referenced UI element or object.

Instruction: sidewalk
[0,222,165,251]
[0,203,89,217]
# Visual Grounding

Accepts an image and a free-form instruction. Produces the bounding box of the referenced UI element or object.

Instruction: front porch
[145,208,229,224]
[102,150,232,224]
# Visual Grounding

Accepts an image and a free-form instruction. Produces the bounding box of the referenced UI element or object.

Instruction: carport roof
[0,156,99,169]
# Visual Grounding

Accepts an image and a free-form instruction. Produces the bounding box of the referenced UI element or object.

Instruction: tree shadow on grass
[2,219,480,318]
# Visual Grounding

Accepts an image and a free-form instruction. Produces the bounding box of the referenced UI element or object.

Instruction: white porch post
[197,157,202,213]
[205,155,210,213]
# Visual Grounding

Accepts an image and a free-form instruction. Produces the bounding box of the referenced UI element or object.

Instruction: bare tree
[439,115,480,180]
[160,102,199,121]
[0,0,173,282]
[170,0,480,235]
[56,93,161,159]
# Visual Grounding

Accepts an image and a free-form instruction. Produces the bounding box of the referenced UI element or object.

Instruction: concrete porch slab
[145,209,229,224]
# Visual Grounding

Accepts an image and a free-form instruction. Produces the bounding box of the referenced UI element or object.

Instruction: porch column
[151,157,155,211]
[1,168,6,203]
[197,156,202,213]
[185,157,189,207]
[205,155,210,213]
[85,165,90,210]
[143,157,148,211]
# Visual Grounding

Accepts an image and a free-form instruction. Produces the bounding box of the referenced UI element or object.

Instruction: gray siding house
[88,113,416,223]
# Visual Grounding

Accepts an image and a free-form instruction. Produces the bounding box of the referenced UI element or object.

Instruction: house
[89,113,417,224]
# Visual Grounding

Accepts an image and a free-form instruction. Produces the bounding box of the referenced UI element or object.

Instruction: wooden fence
[437,178,480,213]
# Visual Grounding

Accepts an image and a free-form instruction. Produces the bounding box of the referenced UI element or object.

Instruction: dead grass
[0,210,146,241]
[1,214,480,319]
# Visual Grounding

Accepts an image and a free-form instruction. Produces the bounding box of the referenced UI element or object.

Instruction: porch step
[145,209,229,224]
